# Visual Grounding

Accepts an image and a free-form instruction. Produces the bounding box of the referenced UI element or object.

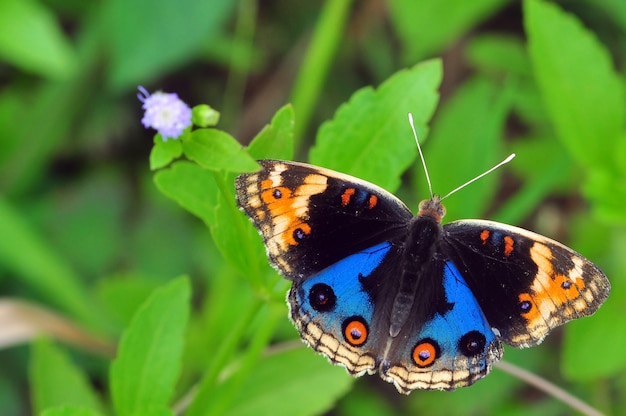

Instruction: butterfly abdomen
[389,214,443,337]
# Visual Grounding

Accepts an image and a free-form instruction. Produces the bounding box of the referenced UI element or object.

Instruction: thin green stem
[221,0,258,131]
[183,297,265,416]
[206,303,283,416]
[290,0,354,148]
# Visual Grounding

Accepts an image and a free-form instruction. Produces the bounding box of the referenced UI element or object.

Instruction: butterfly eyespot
[309,283,336,312]
[412,339,440,368]
[459,330,487,357]
[520,300,532,312]
[518,293,533,314]
[342,317,368,346]
[561,280,572,289]
[291,223,311,244]
[293,228,307,242]
[261,187,291,203]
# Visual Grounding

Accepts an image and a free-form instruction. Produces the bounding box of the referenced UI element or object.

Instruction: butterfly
[235,158,610,394]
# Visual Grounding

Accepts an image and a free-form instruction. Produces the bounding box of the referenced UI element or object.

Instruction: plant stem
[495,360,605,416]
[290,0,354,148]
[182,297,264,416]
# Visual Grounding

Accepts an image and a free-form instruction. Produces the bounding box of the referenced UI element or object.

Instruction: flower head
[138,86,192,141]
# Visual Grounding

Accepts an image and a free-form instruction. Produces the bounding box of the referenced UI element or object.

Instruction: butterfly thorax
[388,199,445,337]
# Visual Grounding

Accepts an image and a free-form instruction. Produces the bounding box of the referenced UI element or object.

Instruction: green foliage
[30,339,104,415]
[219,347,353,416]
[0,0,624,415]
[102,0,237,90]
[389,0,508,61]
[0,198,105,329]
[525,0,624,171]
[421,76,512,219]
[310,60,441,192]
[0,0,76,79]
[110,277,190,416]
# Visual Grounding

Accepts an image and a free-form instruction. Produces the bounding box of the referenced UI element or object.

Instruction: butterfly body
[235,159,610,393]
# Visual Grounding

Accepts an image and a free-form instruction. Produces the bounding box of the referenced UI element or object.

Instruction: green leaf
[29,339,104,415]
[524,0,625,171]
[0,76,92,195]
[34,169,126,277]
[221,347,353,416]
[154,161,218,226]
[95,273,161,329]
[494,137,573,225]
[466,34,532,77]
[103,0,236,89]
[337,387,400,416]
[183,129,258,172]
[561,224,626,380]
[188,303,284,416]
[211,188,271,288]
[0,198,102,328]
[154,162,267,281]
[247,104,295,160]
[310,59,442,193]
[389,0,507,61]
[150,137,183,170]
[128,195,199,280]
[41,406,102,416]
[0,0,76,79]
[584,168,626,226]
[110,277,190,416]
[422,76,513,220]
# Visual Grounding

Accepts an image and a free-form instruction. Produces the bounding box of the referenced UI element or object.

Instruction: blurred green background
[1,0,625,415]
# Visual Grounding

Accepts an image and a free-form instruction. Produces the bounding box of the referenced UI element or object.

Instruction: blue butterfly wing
[288,238,505,393]
[288,241,395,376]
[381,260,503,392]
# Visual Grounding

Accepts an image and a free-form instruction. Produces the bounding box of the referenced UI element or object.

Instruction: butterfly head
[417,196,446,223]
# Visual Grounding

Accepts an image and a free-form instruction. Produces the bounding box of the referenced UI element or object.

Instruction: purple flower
[138,86,192,141]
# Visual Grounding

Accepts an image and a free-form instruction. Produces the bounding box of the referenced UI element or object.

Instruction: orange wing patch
[368,194,378,209]
[513,242,595,346]
[480,230,490,244]
[236,162,333,275]
[252,165,329,268]
[341,188,356,206]
[503,236,514,257]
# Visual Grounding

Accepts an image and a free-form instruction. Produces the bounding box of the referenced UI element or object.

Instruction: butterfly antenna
[440,153,516,201]
[408,113,434,198]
